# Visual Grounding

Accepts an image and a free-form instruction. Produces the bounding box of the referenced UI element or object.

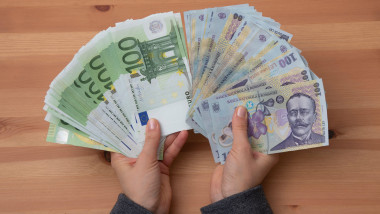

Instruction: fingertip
[162,130,189,167]
[147,118,160,131]
[232,106,248,130]
[178,130,189,142]
[235,106,247,119]
[254,152,280,168]
[139,118,162,164]
[145,118,161,139]
[174,130,189,149]
[262,152,279,162]
[231,106,250,151]
[111,152,123,160]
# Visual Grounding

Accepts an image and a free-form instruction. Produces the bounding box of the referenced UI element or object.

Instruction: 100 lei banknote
[208,79,328,163]
[193,68,313,162]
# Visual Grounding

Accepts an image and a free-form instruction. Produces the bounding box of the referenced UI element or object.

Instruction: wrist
[112,194,153,214]
[128,195,157,212]
[223,182,259,199]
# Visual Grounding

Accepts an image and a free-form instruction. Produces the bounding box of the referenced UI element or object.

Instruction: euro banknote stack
[44,12,192,159]
[184,4,329,163]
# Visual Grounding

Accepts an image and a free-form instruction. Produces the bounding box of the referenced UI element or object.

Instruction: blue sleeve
[110,193,152,214]
[200,185,273,214]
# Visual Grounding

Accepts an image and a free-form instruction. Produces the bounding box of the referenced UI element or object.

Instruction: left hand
[111,119,188,214]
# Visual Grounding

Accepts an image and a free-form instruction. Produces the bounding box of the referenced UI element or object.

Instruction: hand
[111,119,188,214]
[210,106,279,203]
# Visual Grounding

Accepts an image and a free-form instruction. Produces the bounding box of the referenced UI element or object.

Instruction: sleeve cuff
[110,193,152,214]
[201,185,273,214]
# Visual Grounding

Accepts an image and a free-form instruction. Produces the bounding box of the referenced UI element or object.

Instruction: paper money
[43,5,329,163]
[184,5,328,163]
[47,121,167,159]
[194,68,313,162]
[44,12,192,158]
[209,79,328,163]
[47,121,119,153]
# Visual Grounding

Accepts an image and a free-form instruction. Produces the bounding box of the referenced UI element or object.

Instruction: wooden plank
[0,0,379,213]
[0,0,379,33]
[1,22,379,59]
[271,206,380,214]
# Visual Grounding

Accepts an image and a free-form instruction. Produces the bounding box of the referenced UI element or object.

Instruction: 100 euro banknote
[44,12,192,157]
[47,119,166,159]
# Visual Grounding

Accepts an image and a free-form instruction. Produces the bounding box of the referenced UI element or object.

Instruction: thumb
[138,118,161,165]
[231,106,250,152]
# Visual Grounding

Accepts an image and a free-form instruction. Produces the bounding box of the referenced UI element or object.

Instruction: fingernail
[148,119,156,130]
[237,106,247,118]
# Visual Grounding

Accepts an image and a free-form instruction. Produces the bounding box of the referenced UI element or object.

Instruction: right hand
[210,106,279,203]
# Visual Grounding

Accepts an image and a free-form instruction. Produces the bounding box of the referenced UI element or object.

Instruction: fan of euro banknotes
[43,4,328,163]
[44,12,192,159]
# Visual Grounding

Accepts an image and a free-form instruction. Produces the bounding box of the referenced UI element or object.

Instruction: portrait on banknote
[270,93,325,151]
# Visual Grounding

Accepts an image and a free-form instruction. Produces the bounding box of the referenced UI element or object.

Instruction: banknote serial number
[185,91,192,106]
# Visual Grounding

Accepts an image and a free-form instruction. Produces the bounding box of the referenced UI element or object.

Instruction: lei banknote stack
[44,4,328,163]
[184,4,328,163]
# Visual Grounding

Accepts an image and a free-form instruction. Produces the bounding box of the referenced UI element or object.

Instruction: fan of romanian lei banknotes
[184,4,328,163]
[43,4,328,163]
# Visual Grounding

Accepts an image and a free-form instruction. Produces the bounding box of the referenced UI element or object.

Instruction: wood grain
[0,0,379,213]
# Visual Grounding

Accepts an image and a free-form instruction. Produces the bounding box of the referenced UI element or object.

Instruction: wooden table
[1,0,379,213]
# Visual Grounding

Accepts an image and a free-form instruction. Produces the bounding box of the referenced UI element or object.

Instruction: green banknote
[44,12,192,158]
